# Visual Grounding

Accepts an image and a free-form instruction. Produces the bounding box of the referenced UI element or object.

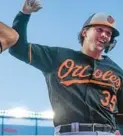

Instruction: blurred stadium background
[0,107,54,135]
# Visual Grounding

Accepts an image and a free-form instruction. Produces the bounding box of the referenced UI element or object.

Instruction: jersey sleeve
[28,43,58,72]
[9,11,31,63]
[9,11,58,73]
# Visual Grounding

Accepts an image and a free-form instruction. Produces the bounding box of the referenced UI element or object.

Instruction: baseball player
[9,0,123,135]
[0,22,19,53]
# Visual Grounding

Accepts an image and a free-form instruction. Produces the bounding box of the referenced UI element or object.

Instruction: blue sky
[0,0,122,112]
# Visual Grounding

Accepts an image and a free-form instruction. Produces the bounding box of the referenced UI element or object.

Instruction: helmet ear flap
[104,39,117,53]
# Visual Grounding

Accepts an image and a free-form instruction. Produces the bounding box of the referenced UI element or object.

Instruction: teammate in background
[0,22,19,53]
[9,0,123,135]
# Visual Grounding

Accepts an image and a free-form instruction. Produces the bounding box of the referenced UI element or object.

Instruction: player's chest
[56,58,121,91]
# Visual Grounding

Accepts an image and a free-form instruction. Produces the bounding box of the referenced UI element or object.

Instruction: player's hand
[22,0,42,14]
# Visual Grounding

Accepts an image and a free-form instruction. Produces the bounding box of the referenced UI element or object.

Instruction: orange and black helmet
[82,12,119,37]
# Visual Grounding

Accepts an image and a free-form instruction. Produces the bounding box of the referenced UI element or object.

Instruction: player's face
[83,25,113,52]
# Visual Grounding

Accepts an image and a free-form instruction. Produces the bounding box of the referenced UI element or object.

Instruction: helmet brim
[84,23,120,37]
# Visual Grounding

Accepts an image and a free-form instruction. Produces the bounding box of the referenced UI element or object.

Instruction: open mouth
[96,39,106,46]
[96,41,104,46]
[95,40,106,50]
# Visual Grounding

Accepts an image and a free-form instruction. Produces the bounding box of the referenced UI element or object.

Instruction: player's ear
[82,28,87,38]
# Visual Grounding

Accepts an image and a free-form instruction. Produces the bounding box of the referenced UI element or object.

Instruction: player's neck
[81,47,103,60]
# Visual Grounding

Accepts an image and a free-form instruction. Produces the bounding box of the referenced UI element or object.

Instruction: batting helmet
[82,12,119,37]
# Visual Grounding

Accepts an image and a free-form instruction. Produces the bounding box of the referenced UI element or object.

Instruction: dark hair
[78,27,90,45]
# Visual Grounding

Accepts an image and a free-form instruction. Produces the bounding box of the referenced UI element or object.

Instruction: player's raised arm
[12,0,41,45]
[9,0,42,63]
[0,22,19,53]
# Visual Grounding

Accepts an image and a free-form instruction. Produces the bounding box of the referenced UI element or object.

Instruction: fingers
[33,6,42,12]
[26,0,34,6]
[26,0,41,8]
[22,0,42,14]
[32,1,42,11]
[27,0,36,7]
